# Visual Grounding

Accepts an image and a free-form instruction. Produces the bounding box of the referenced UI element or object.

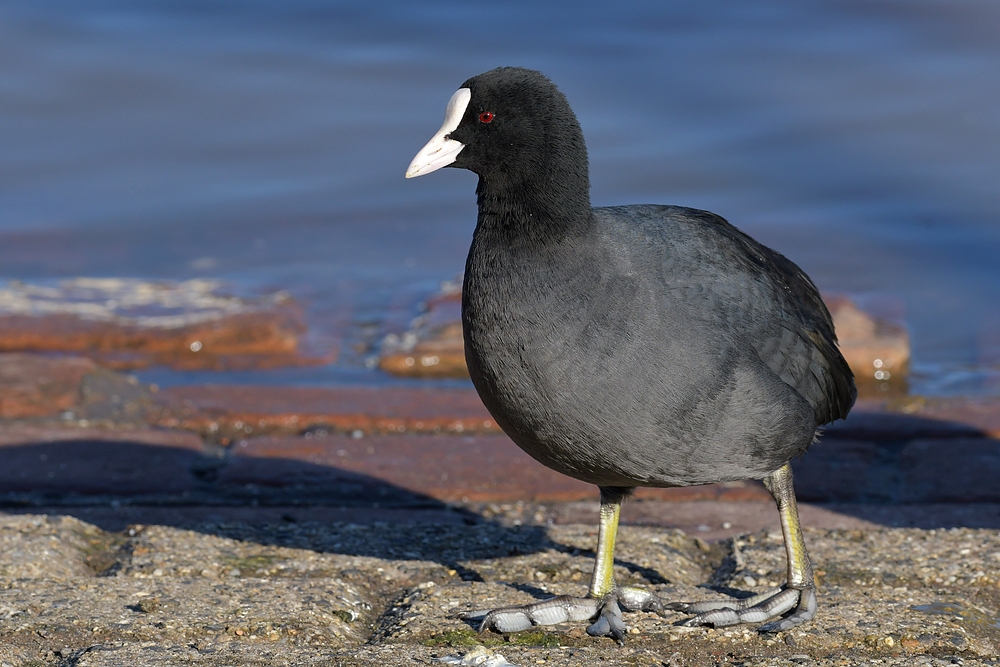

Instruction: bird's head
[406,67,588,196]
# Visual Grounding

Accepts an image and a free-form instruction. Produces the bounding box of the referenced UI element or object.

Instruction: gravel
[1,513,998,666]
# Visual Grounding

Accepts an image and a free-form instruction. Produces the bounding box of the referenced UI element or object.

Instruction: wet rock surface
[825,297,910,393]
[379,289,467,379]
[0,354,99,420]
[154,384,503,442]
[0,279,329,371]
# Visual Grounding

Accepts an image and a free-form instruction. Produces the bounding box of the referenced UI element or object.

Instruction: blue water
[1,1,999,394]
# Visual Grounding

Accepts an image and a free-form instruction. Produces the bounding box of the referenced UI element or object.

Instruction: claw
[586,599,626,643]
[758,587,817,633]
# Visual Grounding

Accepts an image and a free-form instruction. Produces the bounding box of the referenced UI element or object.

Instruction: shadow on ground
[0,437,559,569]
[0,406,998,562]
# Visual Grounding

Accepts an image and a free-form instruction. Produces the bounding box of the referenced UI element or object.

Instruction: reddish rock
[156,382,1000,470]
[156,384,502,440]
[2,354,997,509]
[224,433,770,503]
[0,425,205,451]
[0,352,159,425]
[379,290,467,378]
[0,418,996,509]
[156,388,957,504]
[0,279,331,371]
[826,296,910,391]
[0,354,96,419]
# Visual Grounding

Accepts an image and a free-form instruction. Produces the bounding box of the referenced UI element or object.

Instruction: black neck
[474,162,592,243]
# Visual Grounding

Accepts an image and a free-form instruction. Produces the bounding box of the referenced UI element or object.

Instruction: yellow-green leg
[589,488,623,597]
[461,486,662,642]
[759,462,818,631]
[667,463,818,632]
[765,462,815,592]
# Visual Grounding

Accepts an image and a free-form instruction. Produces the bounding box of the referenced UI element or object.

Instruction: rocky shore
[0,351,998,665]
[1,512,998,665]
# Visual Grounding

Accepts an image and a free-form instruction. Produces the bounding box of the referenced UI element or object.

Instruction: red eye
[478,111,494,124]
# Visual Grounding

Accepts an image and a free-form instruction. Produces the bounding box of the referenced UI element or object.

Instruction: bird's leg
[582,489,664,641]
[460,486,662,642]
[590,487,623,597]
[666,463,817,632]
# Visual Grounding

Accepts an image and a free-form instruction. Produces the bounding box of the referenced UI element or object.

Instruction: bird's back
[603,205,856,425]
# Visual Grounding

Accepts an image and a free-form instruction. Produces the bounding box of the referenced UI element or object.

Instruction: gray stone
[2,514,998,666]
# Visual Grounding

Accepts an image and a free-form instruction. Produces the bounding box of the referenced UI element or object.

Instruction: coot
[406,67,855,641]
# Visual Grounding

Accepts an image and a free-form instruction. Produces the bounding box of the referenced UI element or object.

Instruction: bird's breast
[460,257,680,482]
[460,244,812,488]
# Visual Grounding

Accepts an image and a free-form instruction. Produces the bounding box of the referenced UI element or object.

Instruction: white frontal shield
[405,88,471,178]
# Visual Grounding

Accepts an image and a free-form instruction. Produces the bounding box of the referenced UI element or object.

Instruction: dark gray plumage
[466,202,852,487]
[407,66,856,640]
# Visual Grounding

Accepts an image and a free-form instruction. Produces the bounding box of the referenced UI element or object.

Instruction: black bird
[406,67,855,641]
